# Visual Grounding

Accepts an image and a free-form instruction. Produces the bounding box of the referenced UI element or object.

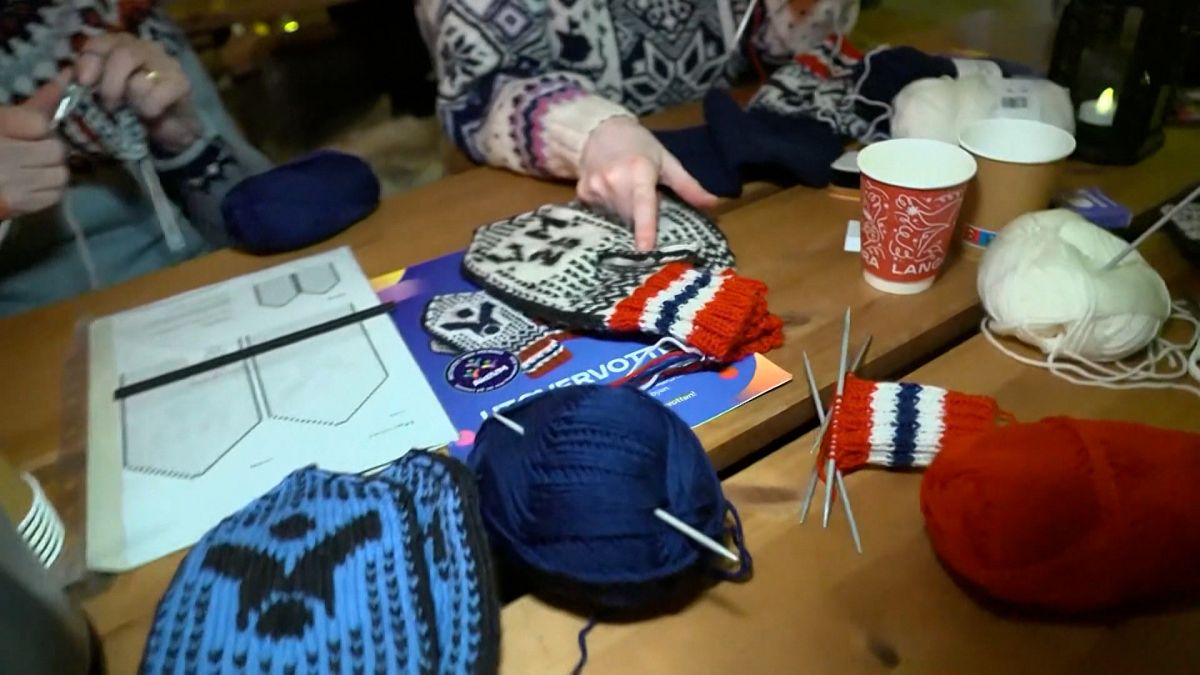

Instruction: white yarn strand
[981,299,1200,397]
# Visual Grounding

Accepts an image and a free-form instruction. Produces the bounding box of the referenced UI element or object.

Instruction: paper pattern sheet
[87,247,456,572]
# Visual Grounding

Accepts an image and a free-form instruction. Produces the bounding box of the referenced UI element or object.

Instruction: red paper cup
[856,139,977,294]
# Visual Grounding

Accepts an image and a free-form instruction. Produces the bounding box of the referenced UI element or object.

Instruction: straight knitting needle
[731,0,760,50]
[824,308,852,528]
[654,508,740,563]
[1102,183,1200,271]
[798,352,825,523]
[852,335,872,374]
[833,469,863,554]
[491,411,526,436]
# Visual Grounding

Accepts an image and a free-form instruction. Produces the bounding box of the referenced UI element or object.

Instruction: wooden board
[497,333,1200,675]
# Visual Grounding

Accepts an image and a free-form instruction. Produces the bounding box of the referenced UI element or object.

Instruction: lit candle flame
[1096,87,1115,114]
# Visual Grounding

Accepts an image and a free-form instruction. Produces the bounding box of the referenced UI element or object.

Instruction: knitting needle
[799,333,871,523]
[823,308,852,529]
[52,83,87,129]
[114,301,397,399]
[492,411,526,436]
[731,0,760,50]
[800,353,864,553]
[653,508,740,563]
[1102,183,1200,271]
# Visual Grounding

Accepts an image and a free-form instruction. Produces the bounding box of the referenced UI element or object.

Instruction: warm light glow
[252,21,270,36]
[282,18,300,33]
[1096,87,1116,114]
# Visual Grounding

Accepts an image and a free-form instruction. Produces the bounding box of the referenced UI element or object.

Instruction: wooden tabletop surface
[498,332,1200,675]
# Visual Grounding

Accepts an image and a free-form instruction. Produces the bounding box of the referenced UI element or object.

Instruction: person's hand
[577,116,717,251]
[76,33,202,155]
[0,76,70,218]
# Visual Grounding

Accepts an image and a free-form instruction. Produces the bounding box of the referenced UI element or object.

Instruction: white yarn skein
[893,74,1074,143]
[978,209,1200,396]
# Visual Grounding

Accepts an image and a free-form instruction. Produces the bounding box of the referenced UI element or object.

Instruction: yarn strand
[980,299,1200,397]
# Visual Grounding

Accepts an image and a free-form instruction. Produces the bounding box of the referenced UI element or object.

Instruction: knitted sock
[424,290,572,378]
[463,198,784,362]
[141,462,499,674]
[921,417,1200,613]
[823,374,1011,475]
[654,124,742,198]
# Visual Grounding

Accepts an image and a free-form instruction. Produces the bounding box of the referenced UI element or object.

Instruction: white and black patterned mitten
[462,196,783,362]
[423,291,571,378]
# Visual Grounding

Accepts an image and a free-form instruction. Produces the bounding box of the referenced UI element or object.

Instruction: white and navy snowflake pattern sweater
[416,0,859,178]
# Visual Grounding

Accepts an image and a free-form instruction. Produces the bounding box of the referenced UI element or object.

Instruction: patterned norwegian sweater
[416,0,859,178]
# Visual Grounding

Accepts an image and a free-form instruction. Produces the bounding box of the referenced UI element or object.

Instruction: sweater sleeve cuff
[541,94,635,178]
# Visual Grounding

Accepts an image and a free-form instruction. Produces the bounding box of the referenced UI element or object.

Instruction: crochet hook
[1102,183,1200,271]
[823,308,852,529]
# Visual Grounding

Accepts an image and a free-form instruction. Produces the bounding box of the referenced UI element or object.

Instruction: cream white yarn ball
[893,74,1075,143]
[978,209,1172,361]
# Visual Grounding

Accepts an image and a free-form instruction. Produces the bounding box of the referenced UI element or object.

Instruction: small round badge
[446,349,520,393]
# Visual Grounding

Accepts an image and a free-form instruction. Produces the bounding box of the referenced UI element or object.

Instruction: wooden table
[498,333,1200,675]
[67,134,1200,675]
[1,4,1197,669]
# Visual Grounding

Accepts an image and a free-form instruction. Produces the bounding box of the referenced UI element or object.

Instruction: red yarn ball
[921,416,1200,612]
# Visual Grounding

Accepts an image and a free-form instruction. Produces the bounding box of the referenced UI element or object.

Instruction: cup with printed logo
[856,139,978,294]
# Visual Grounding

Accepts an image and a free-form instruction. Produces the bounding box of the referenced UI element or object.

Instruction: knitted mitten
[424,290,571,378]
[922,417,1200,612]
[378,452,500,675]
[141,468,438,674]
[462,197,783,362]
[823,374,1011,474]
[749,35,875,141]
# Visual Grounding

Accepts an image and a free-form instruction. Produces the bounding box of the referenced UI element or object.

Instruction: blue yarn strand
[572,616,599,675]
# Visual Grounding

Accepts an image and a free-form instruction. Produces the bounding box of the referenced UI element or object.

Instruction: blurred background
[172,0,1200,197]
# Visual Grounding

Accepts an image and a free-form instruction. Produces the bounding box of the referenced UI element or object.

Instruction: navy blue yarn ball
[222,150,380,254]
[468,385,744,610]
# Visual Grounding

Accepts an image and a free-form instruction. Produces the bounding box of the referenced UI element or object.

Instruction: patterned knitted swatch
[140,454,498,675]
[822,374,1013,474]
[462,196,783,362]
[423,290,571,378]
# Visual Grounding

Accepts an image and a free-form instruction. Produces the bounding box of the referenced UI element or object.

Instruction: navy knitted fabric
[141,456,498,675]
[657,89,843,197]
[222,150,381,255]
[468,385,751,611]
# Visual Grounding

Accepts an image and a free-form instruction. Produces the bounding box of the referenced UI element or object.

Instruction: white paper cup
[856,139,978,294]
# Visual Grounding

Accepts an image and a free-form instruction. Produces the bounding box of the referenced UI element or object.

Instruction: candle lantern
[1048,0,1197,165]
